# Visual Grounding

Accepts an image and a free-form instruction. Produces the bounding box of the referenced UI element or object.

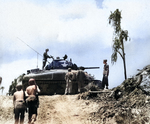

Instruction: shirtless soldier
[13,84,26,124]
[26,78,40,124]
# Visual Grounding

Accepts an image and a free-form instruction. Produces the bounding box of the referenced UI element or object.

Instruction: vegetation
[0,86,4,95]
[8,73,25,95]
[8,80,17,96]
[109,9,130,79]
[0,77,4,95]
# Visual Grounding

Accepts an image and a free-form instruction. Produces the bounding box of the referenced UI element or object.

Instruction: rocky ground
[1,65,150,124]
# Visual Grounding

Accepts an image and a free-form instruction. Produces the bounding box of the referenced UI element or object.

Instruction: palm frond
[108,9,122,34]
[111,51,117,64]
[119,30,129,42]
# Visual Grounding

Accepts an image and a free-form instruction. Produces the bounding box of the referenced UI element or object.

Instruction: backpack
[26,95,37,107]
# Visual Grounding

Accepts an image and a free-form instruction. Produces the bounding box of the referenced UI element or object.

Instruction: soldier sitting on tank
[65,68,74,95]
[25,78,40,124]
[76,69,86,93]
[42,49,53,70]
[13,84,27,124]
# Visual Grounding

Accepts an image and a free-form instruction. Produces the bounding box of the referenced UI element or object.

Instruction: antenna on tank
[17,37,42,68]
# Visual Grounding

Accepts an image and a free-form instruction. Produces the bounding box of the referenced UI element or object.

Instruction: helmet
[29,78,36,85]
[68,68,71,72]
[16,84,22,90]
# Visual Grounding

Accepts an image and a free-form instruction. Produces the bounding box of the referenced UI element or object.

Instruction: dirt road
[38,95,100,124]
[0,95,101,124]
[1,85,150,124]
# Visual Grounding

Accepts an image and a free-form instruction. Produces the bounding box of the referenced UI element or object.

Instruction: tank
[22,57,100,95]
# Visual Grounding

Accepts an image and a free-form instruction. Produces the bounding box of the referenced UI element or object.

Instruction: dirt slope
[0,94,101,124]
[0,88,150,124]
[38,95,101,124]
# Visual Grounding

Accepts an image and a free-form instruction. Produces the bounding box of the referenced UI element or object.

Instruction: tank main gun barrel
[79,66,100,70]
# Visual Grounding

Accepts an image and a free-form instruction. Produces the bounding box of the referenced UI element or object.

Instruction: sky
[0,0,150,95]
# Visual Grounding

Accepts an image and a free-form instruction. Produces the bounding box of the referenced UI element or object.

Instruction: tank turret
[22,56,100,95]
[45,57,78,70]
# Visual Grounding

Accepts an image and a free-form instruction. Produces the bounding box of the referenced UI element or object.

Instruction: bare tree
[109,9,129,79]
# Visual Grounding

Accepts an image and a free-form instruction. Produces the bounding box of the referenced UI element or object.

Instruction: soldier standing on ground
[76,69,86,93]
[42,49,53,70]
[102,59,109,89]
[0,76,2,85]
[65,68,74,95]
[13,84,26,124]
[26,78,40,124]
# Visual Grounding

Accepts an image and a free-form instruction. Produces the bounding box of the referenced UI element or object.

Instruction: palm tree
[9,80,17,95]
[0,86,4,95]
[109,9,129,79]
[8,73,25,95]
[109,9,122,34]
[17,74,25,84]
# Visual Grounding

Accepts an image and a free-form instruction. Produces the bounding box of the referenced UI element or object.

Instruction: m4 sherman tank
[22,56,100,95]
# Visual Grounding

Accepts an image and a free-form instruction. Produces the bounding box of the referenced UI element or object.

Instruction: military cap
[103,59,107,63]
[46,49,49,51]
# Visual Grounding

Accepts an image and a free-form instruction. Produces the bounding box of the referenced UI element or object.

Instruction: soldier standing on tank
[102,59,109,89]
[26,78,40,124]
[13,84,26,124]
[65,68,74,95]
[42,49,53,70]
[76,69,86,93]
